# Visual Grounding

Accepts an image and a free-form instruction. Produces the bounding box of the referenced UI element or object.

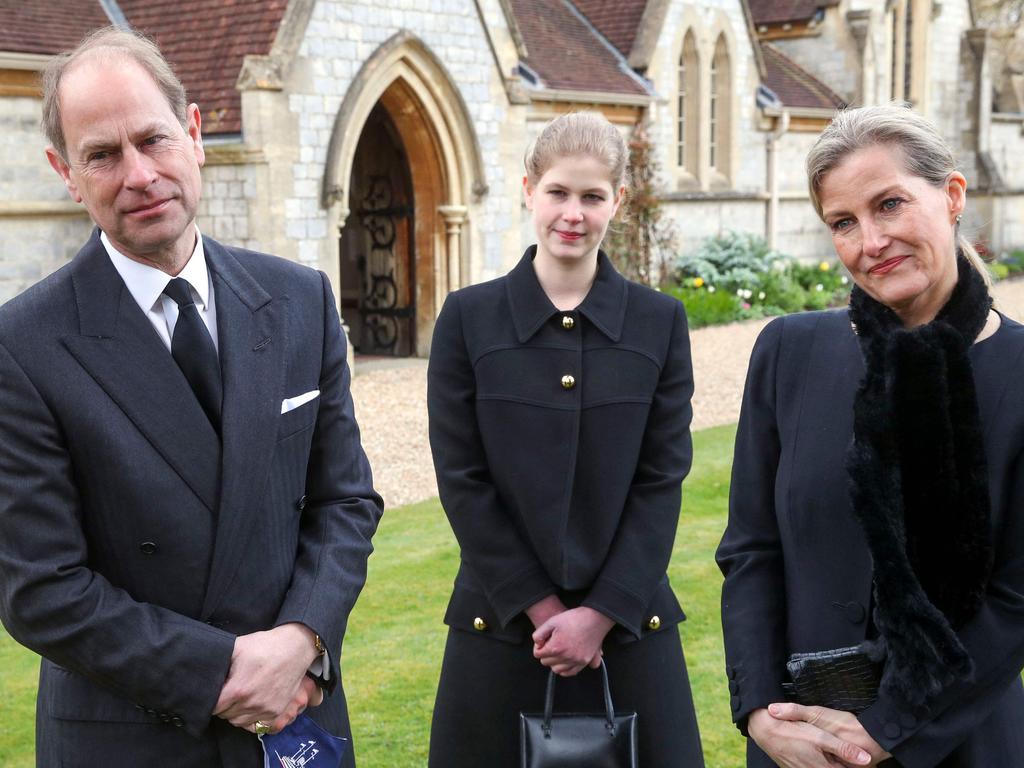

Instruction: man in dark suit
[0,27,383,767]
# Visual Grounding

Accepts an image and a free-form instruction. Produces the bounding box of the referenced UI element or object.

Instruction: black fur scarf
[847,255,994,711]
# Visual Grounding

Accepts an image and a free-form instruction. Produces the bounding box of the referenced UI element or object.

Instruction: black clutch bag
[782,645,881,713]
[520,660,638,768]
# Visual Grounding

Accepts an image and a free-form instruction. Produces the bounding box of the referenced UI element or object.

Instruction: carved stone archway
[323,31,486,357]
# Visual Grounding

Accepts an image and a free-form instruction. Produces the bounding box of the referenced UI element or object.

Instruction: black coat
[717,309,1024,767]
[427,247,694,643]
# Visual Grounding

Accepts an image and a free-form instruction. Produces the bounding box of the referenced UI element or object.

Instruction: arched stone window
[676,30,699,174]
[709,34,731,182]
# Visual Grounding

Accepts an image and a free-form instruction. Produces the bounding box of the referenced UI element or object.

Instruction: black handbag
[520,660,638,768]
[782,645,881,713]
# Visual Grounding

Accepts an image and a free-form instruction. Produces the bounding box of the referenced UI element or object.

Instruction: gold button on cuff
[647,615,661,631]
[561,315,575,330]
[473,617,488,631]
[561,375,576,390]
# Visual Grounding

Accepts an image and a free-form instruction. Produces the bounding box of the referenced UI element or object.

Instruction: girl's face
[523,154,624,267]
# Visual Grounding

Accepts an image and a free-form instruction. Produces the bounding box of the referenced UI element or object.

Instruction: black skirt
[428,624,704,767]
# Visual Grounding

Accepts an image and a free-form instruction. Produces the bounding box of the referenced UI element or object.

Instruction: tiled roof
[570,0,648,58]
[761,42,846,110]
[118,0,288,135]
[510,0,648,96]
[0,0,111,56]
[748,0,838,26]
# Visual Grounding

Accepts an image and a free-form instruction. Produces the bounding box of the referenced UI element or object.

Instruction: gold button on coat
[473,617,488,631]
[647,615,661,631]
[561,375,575,390]
[561,315,575,330]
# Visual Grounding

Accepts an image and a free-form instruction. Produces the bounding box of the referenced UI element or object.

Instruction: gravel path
[352,279,1024,509]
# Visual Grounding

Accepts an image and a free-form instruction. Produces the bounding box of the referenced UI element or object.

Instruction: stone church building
[1,0,1021,357]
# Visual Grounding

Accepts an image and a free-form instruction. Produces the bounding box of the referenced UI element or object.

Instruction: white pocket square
[281,389,320,414]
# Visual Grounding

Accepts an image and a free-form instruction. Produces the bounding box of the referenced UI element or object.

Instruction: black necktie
[163,277,222,431]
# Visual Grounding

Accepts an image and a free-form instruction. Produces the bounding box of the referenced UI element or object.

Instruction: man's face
[47,56,205,269]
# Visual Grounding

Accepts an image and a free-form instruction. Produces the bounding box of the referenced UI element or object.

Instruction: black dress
[717,308,1024,767]
[427,249,705,767]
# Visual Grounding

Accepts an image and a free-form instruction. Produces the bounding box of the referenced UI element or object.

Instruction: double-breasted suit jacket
[717,309,1024,767]
[0,230,383,767]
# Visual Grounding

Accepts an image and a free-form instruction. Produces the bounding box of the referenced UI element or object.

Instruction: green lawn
[0,424,745,766]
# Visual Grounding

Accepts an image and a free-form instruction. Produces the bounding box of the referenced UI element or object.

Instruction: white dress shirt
[102,228,219,353]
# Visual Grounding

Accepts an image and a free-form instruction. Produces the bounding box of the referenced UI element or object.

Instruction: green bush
[993,249,1024,279]
[663,284,745,329]
[990,262,1011,281]
[672,231,783,293]
[668,232,850,326]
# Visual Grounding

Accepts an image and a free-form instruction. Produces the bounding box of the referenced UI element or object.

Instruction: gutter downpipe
[766,110,790,250]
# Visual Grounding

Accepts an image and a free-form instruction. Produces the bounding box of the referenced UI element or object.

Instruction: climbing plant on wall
[604,121,676,286]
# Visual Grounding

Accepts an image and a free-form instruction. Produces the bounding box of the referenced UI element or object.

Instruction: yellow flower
[693,277,705,288]
[819,261,831,271]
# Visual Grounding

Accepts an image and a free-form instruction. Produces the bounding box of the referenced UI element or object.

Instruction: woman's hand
[525,594,568,630]
[748,707,874,767]
[531,606,615,677]
[768,703,892,764]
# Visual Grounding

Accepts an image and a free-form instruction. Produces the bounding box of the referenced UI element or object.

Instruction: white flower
[758,291,766,300]
[841,276,849,285]
[708,286,716,293]
[815,284,824,291]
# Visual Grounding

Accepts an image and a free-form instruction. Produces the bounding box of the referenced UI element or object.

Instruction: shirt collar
[102,228,210,312]
[506,245,629,343]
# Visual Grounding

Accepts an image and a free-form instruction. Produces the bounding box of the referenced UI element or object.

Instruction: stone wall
[0,95,92,304]
[280,0,522,281]
[195,160,261,251]
[927,0,973,146]
[990,115,1024,189]
[646,0,766,194]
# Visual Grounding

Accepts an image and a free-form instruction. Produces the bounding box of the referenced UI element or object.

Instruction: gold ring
[253,720,272,736]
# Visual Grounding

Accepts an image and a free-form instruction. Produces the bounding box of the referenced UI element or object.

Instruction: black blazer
[427,248,694,644]
[717,309,1024,767]
[0,231,383,767]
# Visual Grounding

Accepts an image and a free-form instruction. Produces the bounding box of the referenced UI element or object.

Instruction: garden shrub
[663,284,744,329]
[667,231,850,325]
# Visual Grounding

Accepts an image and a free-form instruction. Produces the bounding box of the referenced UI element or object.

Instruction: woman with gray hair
[718,103,1024,767]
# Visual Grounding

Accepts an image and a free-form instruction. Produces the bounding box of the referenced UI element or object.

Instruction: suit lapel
[200,237,286,617]
[62,232,221,512]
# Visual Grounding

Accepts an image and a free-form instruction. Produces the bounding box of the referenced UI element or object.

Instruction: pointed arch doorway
[339,102,419,356]
[325,31,486,358]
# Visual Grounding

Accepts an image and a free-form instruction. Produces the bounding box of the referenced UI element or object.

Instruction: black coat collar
[506,245,629,343]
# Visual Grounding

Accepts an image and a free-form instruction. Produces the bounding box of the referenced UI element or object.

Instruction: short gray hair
[524,112,631,190]
[806,103,988,282]
[41,26,188,161]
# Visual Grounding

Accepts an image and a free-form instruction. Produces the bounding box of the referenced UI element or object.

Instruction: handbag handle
[542,659,617,737]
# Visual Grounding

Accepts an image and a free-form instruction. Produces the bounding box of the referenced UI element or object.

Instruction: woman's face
[523,154,624,267]
[818,143,966,326]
